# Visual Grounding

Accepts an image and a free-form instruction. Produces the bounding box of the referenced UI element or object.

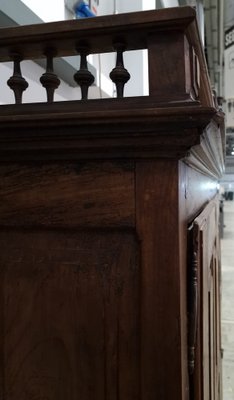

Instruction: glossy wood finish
[0,230,140,400]
[0,162,135,228]
[7,54,28,104]
[136,160,185,400]
[74,44,95,100]
[0,100,218,161]
[190,200,222,400]
[0,7,202,60]
[148,33,194,102]
[0,6,213,105]
[109,41,130,98]
[0,7,224,400]
[40,48,61,103]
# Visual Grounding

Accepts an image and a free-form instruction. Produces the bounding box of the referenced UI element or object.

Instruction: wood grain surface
[0,6,224,399]
[136,160,185,400]
[0,162,135,228]
[0,230,140,400]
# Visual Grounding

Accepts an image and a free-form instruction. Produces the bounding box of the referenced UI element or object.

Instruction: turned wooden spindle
[109,41,130,98]
[7,54,29,104]
[40,48,60,103]
[74,44,94,100]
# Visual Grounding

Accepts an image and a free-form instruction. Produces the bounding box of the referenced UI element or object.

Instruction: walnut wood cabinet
[0,7,224,400]
[190,199,222,400]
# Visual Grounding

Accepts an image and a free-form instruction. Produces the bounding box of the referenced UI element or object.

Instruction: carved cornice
[0,99,215,162]
[0,99,224,171]
[184,119,225,179]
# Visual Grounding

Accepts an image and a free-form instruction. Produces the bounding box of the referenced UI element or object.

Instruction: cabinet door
[188,199,222,400]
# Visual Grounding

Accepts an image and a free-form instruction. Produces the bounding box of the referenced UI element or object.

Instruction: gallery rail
[0,6,213,106]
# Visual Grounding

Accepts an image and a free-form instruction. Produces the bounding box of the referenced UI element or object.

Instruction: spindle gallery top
[0,6,213,107]
[0,7,197,60]
[0,6,224,170]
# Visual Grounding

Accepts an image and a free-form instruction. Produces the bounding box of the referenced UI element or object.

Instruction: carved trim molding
[184,119,225,179]
[188,247,198,376]
[190,47,200,100]
[0,100,219,162]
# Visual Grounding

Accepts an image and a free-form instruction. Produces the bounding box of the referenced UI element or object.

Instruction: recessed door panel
[0,230,140,400]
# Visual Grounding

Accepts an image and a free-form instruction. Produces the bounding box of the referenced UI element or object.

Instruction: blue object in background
[74,1,96,18]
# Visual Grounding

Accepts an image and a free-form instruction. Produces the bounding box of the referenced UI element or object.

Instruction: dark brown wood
[109,41,130,98]
[0,162,135,228]
[0,7,224,400]
[178,161,218,222]
[136,159,187,400]
[74,43,94,100]
[0,7,198,60]
[7,54,28,104]
[190,48,200,99]
[40,48,60,103]
[0,229,140,400]
[189,200,221,400]
[0,7,213,106]
[148,32,193,102]
[0,100,218,161]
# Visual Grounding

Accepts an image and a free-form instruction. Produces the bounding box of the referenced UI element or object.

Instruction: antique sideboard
[0,7,224,400]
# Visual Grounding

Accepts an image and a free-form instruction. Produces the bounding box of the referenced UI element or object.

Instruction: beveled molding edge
[0,100,221,162]
[184,119,225,180]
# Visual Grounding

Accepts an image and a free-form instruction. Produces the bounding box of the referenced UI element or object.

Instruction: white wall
[21,0,149,20]
[143,0,156,10]
[221,174,234,191]
[160,0,179,7]
[21,0,66,22]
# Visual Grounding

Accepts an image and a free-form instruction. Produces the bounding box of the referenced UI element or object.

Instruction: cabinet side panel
[178,161,218,400]
[136,160,185,400]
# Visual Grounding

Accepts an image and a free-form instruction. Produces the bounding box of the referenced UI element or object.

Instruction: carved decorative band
[190,47,200,100]
[188,249,198,375]
[184,120,225,179]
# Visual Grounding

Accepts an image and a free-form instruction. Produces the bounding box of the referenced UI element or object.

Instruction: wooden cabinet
[0,161,224,400]
[189,200,222,400]
[0,7,224,400]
